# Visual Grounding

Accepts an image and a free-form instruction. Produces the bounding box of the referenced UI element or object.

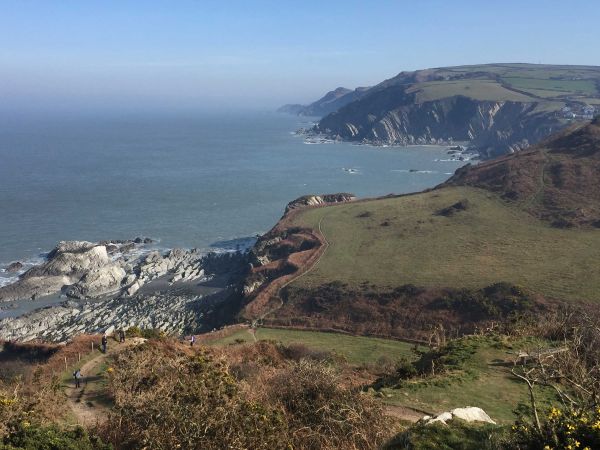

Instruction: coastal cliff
[297,64,600,158]
[315,94,563,158]
[278,86,370,117]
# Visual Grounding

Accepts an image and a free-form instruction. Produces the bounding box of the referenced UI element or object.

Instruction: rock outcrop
[0,293,203,342]
[0,239,211,302]
[0,250,250,342]
[421,407,496,425]
[4,262,23,273]
[65,265,126,299]
[285,193,356,213]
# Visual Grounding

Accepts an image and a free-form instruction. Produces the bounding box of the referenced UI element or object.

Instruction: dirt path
[65,338,145,427]
[385,405,428,423]
[247,328,258,342]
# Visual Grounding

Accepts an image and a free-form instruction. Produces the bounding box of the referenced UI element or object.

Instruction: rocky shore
[0,239,208,303]
[0,239,250,342]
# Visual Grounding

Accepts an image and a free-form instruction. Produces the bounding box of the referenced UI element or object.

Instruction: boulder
[450,407,496,424]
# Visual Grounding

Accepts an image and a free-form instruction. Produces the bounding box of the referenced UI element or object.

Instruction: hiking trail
[65,337,146,427]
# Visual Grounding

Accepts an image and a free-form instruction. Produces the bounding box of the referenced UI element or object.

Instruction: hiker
[73,369,82,389]
[190,335,196,347]
[101,334,108,353]
[119,329,126,343]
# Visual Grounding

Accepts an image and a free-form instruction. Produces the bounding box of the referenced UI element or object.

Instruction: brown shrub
[267,360,389,450]
[99,343,289,450]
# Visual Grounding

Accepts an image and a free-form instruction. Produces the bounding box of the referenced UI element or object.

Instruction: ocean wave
[0,274,19,288]
[209,235,258,252]
[391,169,438,174]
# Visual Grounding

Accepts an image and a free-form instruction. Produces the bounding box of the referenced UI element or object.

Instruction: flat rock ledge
[0,293,202,342]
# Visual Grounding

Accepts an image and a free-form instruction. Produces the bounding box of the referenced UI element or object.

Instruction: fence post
[64,356,68,372]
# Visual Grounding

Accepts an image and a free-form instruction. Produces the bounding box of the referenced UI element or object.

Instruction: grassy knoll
[291,186,600,302]
[207,327,421,365]
[379,336,557,424]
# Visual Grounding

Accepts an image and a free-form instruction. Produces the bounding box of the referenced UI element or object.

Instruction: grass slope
[407,80,535,103]
[381,336,557,424]
[207,327,420,365]
[291,186,600,302]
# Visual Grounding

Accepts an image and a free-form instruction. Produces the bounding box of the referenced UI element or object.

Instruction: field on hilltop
[290,186,600,303]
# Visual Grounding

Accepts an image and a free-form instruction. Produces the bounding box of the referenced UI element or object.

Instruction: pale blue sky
[1,0,599,113]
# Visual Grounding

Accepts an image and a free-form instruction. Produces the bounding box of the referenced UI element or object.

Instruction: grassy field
[381,336,557,423]
[291,186,600,302]
[211,329,558,424]
[207,327,421,365]
[408,80,534,103]
[440,63,600,80]
[502,76,598,96]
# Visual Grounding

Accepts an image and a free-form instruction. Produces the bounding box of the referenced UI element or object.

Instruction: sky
[1,0,600,113]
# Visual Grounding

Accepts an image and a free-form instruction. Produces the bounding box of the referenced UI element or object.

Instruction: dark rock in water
[134,237,143,244]
[5,262,23,273]
[409,169,418,172]
[120,243,135,253]
[105,244,119,254]
[143,238,153,244]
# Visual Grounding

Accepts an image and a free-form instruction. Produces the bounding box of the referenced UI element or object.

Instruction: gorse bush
[507,406,600,450]
[0,423,110,450]
[100,344,288,450]
[100,341,388,450]
[270,360,388,450]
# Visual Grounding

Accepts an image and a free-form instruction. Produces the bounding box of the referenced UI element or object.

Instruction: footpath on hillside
[65,337,146,426]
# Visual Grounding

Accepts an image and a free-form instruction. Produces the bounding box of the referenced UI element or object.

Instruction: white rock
[427,412,453,425]
[451,407,496,424]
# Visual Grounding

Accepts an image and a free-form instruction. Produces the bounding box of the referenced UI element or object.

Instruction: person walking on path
[101,335,108,353]
[119,329,126,343]
[190,335,196,347]
[73,369,82,389]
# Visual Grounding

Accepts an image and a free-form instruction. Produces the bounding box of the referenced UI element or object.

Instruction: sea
[0,111,467,287]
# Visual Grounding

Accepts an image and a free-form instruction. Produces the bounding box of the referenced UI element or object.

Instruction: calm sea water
[0,111,465,283]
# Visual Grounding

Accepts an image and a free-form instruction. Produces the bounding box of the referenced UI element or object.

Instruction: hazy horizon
[2,0,600,114]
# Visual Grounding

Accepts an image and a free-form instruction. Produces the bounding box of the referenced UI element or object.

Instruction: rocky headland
[285,64,600,158]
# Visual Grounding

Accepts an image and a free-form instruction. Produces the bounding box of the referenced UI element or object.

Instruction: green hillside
[291,186,600,303]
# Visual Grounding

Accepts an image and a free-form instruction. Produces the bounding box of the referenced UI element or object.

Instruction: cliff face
[315,93,564,158]
[306,64,600,158]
